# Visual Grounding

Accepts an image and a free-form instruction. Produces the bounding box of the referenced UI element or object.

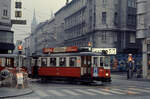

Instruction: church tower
[31,9,38,33]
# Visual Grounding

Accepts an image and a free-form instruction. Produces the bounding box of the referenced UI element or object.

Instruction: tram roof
[0,54,18,58]
[40,52,109,57]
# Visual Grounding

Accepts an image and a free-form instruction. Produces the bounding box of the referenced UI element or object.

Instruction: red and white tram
[31,46,116,83]
[0,54,27,75]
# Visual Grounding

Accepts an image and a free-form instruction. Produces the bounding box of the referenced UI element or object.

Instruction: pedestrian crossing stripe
[101,89,125,95]
[87,89,113,95]
[48,90,66,96]
[129,88,150,93]
[62,89,80,96]
[74,89,97,95]
[34,87,150,97]
[35,90,50,97]
[112,88,139,95]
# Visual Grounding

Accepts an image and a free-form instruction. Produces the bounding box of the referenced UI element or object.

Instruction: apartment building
[0,0,14,54]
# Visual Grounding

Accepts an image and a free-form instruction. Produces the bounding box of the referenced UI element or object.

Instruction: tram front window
[104,57,110,67]
[100,57,104,67]
[93,57,98,67]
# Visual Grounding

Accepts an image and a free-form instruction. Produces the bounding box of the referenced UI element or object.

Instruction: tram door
[81,56,91,77]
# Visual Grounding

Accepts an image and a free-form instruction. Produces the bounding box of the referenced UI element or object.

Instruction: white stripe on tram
[74,89,97,95]
[101,89,125,95]
[61,89,81,96]
[35,90,49,97]
[129,88,150,93]
[87,89,113,95]
[48,90,66,96]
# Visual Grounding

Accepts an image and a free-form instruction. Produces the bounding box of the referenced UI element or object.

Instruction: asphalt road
[5,75,150,99]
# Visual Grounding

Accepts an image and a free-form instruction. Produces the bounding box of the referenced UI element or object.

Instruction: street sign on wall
[11,19,26,25]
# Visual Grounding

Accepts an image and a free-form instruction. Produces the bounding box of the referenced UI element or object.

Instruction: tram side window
[41,58,47,67]
[0,58,2,66]
[69,57,77,67]
[104,57,110,67]
[93,57,98,67]
[100,57,104,67]
[59,57,66,67]
[50,58,56,66]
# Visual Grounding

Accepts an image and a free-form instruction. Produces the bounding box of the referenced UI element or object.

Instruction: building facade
[62,0,140,54]
[25,0,142,71]
[137,0,150,78]
[55,0,141,71]
[0,0,14,54]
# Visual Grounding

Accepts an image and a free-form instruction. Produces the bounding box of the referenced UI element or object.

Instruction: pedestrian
[16,67,24,89]
[127,54,134,79]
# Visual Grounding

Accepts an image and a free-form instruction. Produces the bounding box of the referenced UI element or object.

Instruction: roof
[40,52,105,57]
[0,54,26,58]
[0,54,18,58]
[55,0,79,16]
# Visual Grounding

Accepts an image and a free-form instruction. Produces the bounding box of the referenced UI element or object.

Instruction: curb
[0,88,33,98]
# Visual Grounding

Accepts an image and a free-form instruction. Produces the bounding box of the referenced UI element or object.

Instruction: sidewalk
[0,87,33,98]
[111,72,150,82]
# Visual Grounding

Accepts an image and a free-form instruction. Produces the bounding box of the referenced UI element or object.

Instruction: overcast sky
[12,0,67,43]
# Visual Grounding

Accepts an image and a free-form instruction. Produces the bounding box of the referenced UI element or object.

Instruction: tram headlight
[105,73,109,77]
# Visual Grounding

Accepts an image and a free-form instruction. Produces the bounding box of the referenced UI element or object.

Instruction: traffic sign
[92,48,117,54]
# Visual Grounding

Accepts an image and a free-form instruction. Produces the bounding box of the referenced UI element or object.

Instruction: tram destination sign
[92,48,117,55]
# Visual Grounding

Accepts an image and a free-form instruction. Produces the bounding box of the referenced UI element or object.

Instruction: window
[93,57,98,67]
[128,0,136,8]
[130,33,136,43]
[102,12,106,24]
[3,9,8,17]
[41,58,47,67]
[59,57,66,67]
[69,57,77,67]
[114,12,118,25]
[104,57,110,67]
[100,57,104,67]
[50,58,56,66]
[102,31,107,41]
[102,0,107,7]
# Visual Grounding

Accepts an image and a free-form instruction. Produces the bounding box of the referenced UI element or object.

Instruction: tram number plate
[93,67,98,77]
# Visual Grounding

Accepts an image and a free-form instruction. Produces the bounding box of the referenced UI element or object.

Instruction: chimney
[66,0,69,5]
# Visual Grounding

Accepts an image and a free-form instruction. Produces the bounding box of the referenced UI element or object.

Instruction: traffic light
[128,54,133,62]
[88,42,92,47]
[18,45,23,54]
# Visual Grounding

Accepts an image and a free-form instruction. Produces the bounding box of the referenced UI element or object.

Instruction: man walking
[127,54,134,79]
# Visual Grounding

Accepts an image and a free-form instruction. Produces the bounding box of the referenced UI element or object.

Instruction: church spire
[31,9,38,33]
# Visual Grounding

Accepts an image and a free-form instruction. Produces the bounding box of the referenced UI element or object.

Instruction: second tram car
[31,46,116,83]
